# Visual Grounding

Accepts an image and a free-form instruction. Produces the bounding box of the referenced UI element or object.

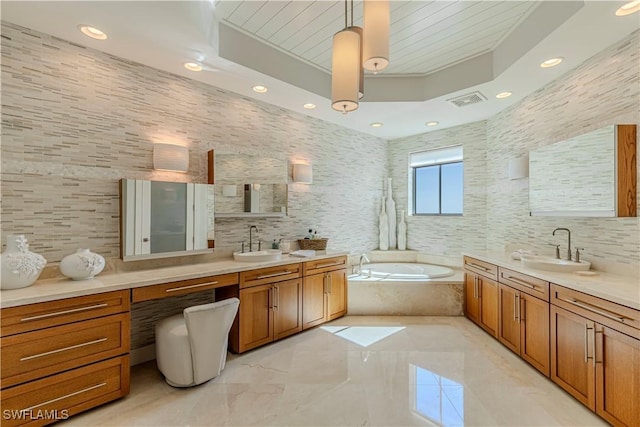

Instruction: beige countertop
[463,251,640,311]
[0,252,349,309]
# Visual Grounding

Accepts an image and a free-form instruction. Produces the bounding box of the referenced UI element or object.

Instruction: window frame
[410,152,463,217]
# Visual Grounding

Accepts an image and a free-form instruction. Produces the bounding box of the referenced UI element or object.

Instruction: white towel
[290,250,316,258]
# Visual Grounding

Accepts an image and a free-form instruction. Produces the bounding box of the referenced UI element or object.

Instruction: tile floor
[67,316,605,426]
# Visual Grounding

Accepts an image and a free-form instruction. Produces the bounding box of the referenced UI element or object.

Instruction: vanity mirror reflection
[212,151,288,218]
[529,124,636,217]
[120,179,214,261]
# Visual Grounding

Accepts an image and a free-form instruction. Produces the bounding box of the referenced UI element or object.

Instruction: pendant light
[331,0,363,113]
[363,0,390,73]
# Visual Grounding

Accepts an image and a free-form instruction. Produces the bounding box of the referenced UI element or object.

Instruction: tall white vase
[379,197,389,250]
[0,234,47,290]
[397,210,407,250]
[386,178,397,249]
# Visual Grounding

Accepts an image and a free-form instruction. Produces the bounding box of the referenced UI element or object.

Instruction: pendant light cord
[351,0,354,27]
[344,0,347,28]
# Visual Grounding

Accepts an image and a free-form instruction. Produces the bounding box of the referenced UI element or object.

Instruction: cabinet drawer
[303,256,347,276]
[240,264,301,289]
[132,273,238,302]
[1,313,130,388]
[1,356,129,427]
[463,257,498,280]
[1,290,130,337]
[551,284,640,338]
[499,267,549,301]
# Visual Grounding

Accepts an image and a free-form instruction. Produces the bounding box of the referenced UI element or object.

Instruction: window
[410,146,463,215]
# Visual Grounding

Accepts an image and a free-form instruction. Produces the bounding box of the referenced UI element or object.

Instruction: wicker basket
[297,238,328,250]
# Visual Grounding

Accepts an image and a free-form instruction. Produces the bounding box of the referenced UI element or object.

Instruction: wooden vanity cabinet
[551,285,640,427]
[498,268,550,376]
[463,256,499,338]
[302,256,348,330]
[234,264,303,353]
[0,290,131,426]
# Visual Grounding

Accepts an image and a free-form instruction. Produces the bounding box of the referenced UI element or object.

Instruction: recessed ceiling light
[303,103,316,110]
[184,62,203,72]
[540,57,563,68]
[370,122,383,128]
[426,121,439,126]
[496,91,512,99]
[252,85,268,93]
[616,1,640,16]
[78,25,107,40]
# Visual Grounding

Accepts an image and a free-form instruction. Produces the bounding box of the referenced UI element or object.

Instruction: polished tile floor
[68,316,605,426]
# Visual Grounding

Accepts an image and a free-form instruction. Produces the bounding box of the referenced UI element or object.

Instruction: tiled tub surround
[0,21,387,265]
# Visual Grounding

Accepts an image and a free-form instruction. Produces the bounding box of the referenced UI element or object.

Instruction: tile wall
[485,30,639,274]
[0,22,387,266]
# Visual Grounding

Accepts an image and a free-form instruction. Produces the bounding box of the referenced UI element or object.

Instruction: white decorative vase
[379,197,389,251]
[0,235,47,290]
[386,178,397,249]
[398,210,407,251]
[60,248,105,280]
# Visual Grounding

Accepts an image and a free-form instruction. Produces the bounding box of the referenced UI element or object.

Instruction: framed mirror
[213,152,288,217]
[120,179,214,261]
[529,124,636,217]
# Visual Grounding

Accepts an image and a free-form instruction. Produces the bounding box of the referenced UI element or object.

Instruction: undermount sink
[233,249,282,262]
[520,255,591,273]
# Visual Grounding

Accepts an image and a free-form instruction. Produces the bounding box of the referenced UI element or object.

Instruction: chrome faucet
[552,227,572,261]
[249,225,259,252]
[359,254,370,274]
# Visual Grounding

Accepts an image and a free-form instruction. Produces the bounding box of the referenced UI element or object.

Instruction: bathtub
[348,262,463,316]
[360,262,454,279]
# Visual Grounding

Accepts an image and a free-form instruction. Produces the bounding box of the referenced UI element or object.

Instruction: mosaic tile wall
[485,30,640,273]
[387,121,488,257]
[1,22,387,265]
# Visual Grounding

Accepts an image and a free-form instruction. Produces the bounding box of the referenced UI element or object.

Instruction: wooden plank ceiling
[215,1,540,75]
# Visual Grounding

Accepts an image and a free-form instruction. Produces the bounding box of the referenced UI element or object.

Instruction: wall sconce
[293,163,313,184]
[508,156,529,180]
[153,143,189,173]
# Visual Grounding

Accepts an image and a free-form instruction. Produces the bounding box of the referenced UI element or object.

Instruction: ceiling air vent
[447,91,487,107]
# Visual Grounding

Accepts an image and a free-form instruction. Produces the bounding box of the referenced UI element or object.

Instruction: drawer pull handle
[165,281,218,293]
[256,271,291,280]
[467,262,489,272]
[506,276,536,290]
[24,382,107,411]
[20,338,107,361]
[562,298,626,323]
[20,304,109,322]
[315,262,342,269]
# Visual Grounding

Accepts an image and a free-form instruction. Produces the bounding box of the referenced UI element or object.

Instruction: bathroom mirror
[214,153,288,217]
[120,179,214,261]
[529,124,636,217]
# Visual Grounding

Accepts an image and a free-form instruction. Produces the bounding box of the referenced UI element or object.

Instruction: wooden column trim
[616,124,637,217]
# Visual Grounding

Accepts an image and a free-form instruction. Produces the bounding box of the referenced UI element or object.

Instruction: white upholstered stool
[155,297,239,387]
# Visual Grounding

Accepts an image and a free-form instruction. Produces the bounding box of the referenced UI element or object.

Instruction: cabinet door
[479,276,499,338]
[551,305,595,409]
[327,269,347,321]
[273,279,302,340]
[521,293,550,376]
[464,272,480,325]
[239,284,273,352]
[596,325,640,427]
[498,284,520,355]
[303,273,327,330]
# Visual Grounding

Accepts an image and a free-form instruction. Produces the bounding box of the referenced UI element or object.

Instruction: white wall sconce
[153,143,189,173]
[508,156,529,180]
[293,163,313,184]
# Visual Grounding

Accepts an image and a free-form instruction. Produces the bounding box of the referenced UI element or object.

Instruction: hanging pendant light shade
[331,27,361,113]
[351,25,365,99]
[363,0,390,73]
